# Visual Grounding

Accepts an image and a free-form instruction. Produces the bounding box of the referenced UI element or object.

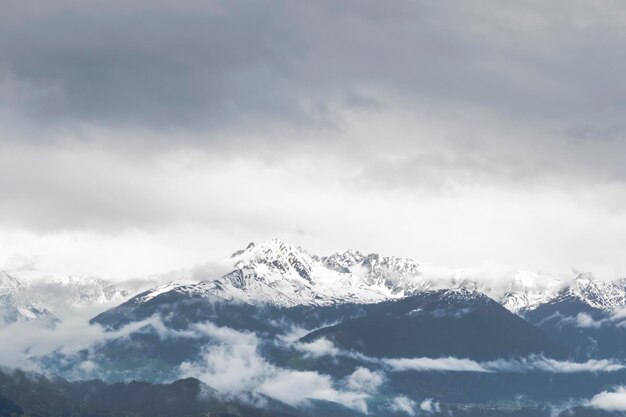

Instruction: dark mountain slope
[524,298,626,360]
[301,289,566,360]
[0,394,22,417]
[91,286,377,333]
[0,369,298,417]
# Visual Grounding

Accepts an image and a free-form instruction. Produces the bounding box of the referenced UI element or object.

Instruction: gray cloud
[0,0,311,132]
[2,1,626,144]
[2,0,626,188]
[2,0,626,279]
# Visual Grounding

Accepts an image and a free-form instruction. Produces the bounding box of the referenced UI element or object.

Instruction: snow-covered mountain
[501,272,626,314]
[141,239,457,307]
[0,272,141,323]
[317,249,429,295]
[134,239,626,314]
[550,273,626,310]
[0,271,53,324]
[52,275,130,305]
[24,275,134,317]
[499,271,566,313]
[8,239,625,320]
[137,240,398,307]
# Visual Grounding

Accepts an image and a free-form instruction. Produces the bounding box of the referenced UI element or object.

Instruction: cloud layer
[2,0,626,280]
[3,0,626,144]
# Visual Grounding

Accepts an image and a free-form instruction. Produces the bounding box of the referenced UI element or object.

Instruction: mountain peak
[228,241,257,258]
[0,271,54,324]
[573,271,595,282]
[152,241,429,307]
[0,271,23,297]
[226,239,317,288]
[440,287,493,304]
[229,239,306,260]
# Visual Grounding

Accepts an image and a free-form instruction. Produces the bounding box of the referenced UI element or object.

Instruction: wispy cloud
[483,357,625,373]
[296,338,626,374]
[384,356,625,374]
[383,357,487,373]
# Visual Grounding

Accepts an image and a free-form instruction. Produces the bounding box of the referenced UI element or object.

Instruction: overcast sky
[1,0,626,281]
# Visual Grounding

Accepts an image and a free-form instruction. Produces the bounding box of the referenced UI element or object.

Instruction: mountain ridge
[0,272,139,323]
[5,239,626,323]
[130,239,626,314]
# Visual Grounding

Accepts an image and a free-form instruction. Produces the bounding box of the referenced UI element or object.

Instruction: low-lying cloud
[297,337,626,374]
[588,386,626,411]
[384,356,625,374]
[556,310,626,329]
[575,312,605,329]
[295,338,341,358]
[384,357,487,373]
[389,396,417,416]
[419,399,441,414]
[483,357,625,373]
[3,311,626,416]
[179,323,378,413]
[0,313,203,376]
